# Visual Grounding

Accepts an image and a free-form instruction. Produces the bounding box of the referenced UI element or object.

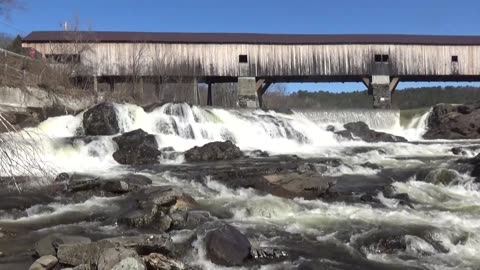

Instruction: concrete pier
[237,77,257,108]
[370,76,399,109]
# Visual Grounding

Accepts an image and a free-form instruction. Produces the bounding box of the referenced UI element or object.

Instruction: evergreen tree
[7,34,22,53]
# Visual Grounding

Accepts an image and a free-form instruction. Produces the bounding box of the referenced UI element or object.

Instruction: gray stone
[144,253,184,270]
[72,265,91,270]
[57,239,115,266]
[57,234,173,266]
[98,247,140,270]
[29,255,58,270]
[35,233,91,257]
[111,257,145,270]
[135,186,183,207]
[118,207,158,228]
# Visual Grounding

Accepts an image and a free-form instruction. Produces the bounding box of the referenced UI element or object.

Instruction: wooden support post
[256,80,272,109]
[389,77,400,93]
[207,82,213,106]
[362,77,372,95]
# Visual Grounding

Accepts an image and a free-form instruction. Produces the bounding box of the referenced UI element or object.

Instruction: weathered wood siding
[22,42,480,77]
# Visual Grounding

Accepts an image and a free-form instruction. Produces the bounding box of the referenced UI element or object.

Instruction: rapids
[2,103,480,270]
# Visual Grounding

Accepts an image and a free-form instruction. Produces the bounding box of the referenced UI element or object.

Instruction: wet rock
[101,180,129,193]
[250,247,288,259]
[118,207,158,228]
[451,147,467,156]
[0,191,53,211]
[0,111,42,132]
[375,237,407,254]
[360,194,378,203]
[98,247,140,270]
[112,257,146,270]
[457,153,480,178]
[361,162,382,170]
[424,102,480,139]
[118,186,184,228]
[424,169,459,185]
[335,121,407,143]
[28,255,58,270]
[250,149,269,158]
[184,140,242,162]
[54,172,71,182]
[171,210,212,230]
[205,224,251,266]
[143,253,185,270]
[263,173,332,199]
[113,129,161,165]
[64,173,152,197]
[135,186,183,207]
[35,233,92,257]
[326,125,336,132]
[83,102,119,136]
[57,234,173,266]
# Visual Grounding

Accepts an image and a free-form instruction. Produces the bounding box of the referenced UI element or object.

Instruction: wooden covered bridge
[21,31,480,108]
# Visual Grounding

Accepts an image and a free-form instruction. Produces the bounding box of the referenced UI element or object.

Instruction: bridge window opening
[239,54,248,63]
[375,54,389,63]
[452,55,458,62]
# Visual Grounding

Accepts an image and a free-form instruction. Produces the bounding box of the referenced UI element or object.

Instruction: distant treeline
[263,86,480,110]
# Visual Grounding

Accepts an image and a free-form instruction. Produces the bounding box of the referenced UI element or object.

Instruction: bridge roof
[22,31,480,45]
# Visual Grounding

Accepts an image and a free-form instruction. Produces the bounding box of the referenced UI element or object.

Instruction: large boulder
[424,102,480,139]
[335,121,407,143]
[205,224,251,266]
[185,141,242,162]
[112,129,161,165]
[83,102,119,136]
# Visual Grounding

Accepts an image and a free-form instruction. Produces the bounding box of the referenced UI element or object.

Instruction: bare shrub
[0,114,56,191]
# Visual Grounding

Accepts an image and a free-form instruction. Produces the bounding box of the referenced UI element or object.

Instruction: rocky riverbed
[1,102,480,270]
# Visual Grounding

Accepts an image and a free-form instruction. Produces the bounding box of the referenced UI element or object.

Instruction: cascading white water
[4,102,434,175]
[295,109,401,130]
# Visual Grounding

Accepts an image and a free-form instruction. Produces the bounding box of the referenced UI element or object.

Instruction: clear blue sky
[2,0,480,92]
